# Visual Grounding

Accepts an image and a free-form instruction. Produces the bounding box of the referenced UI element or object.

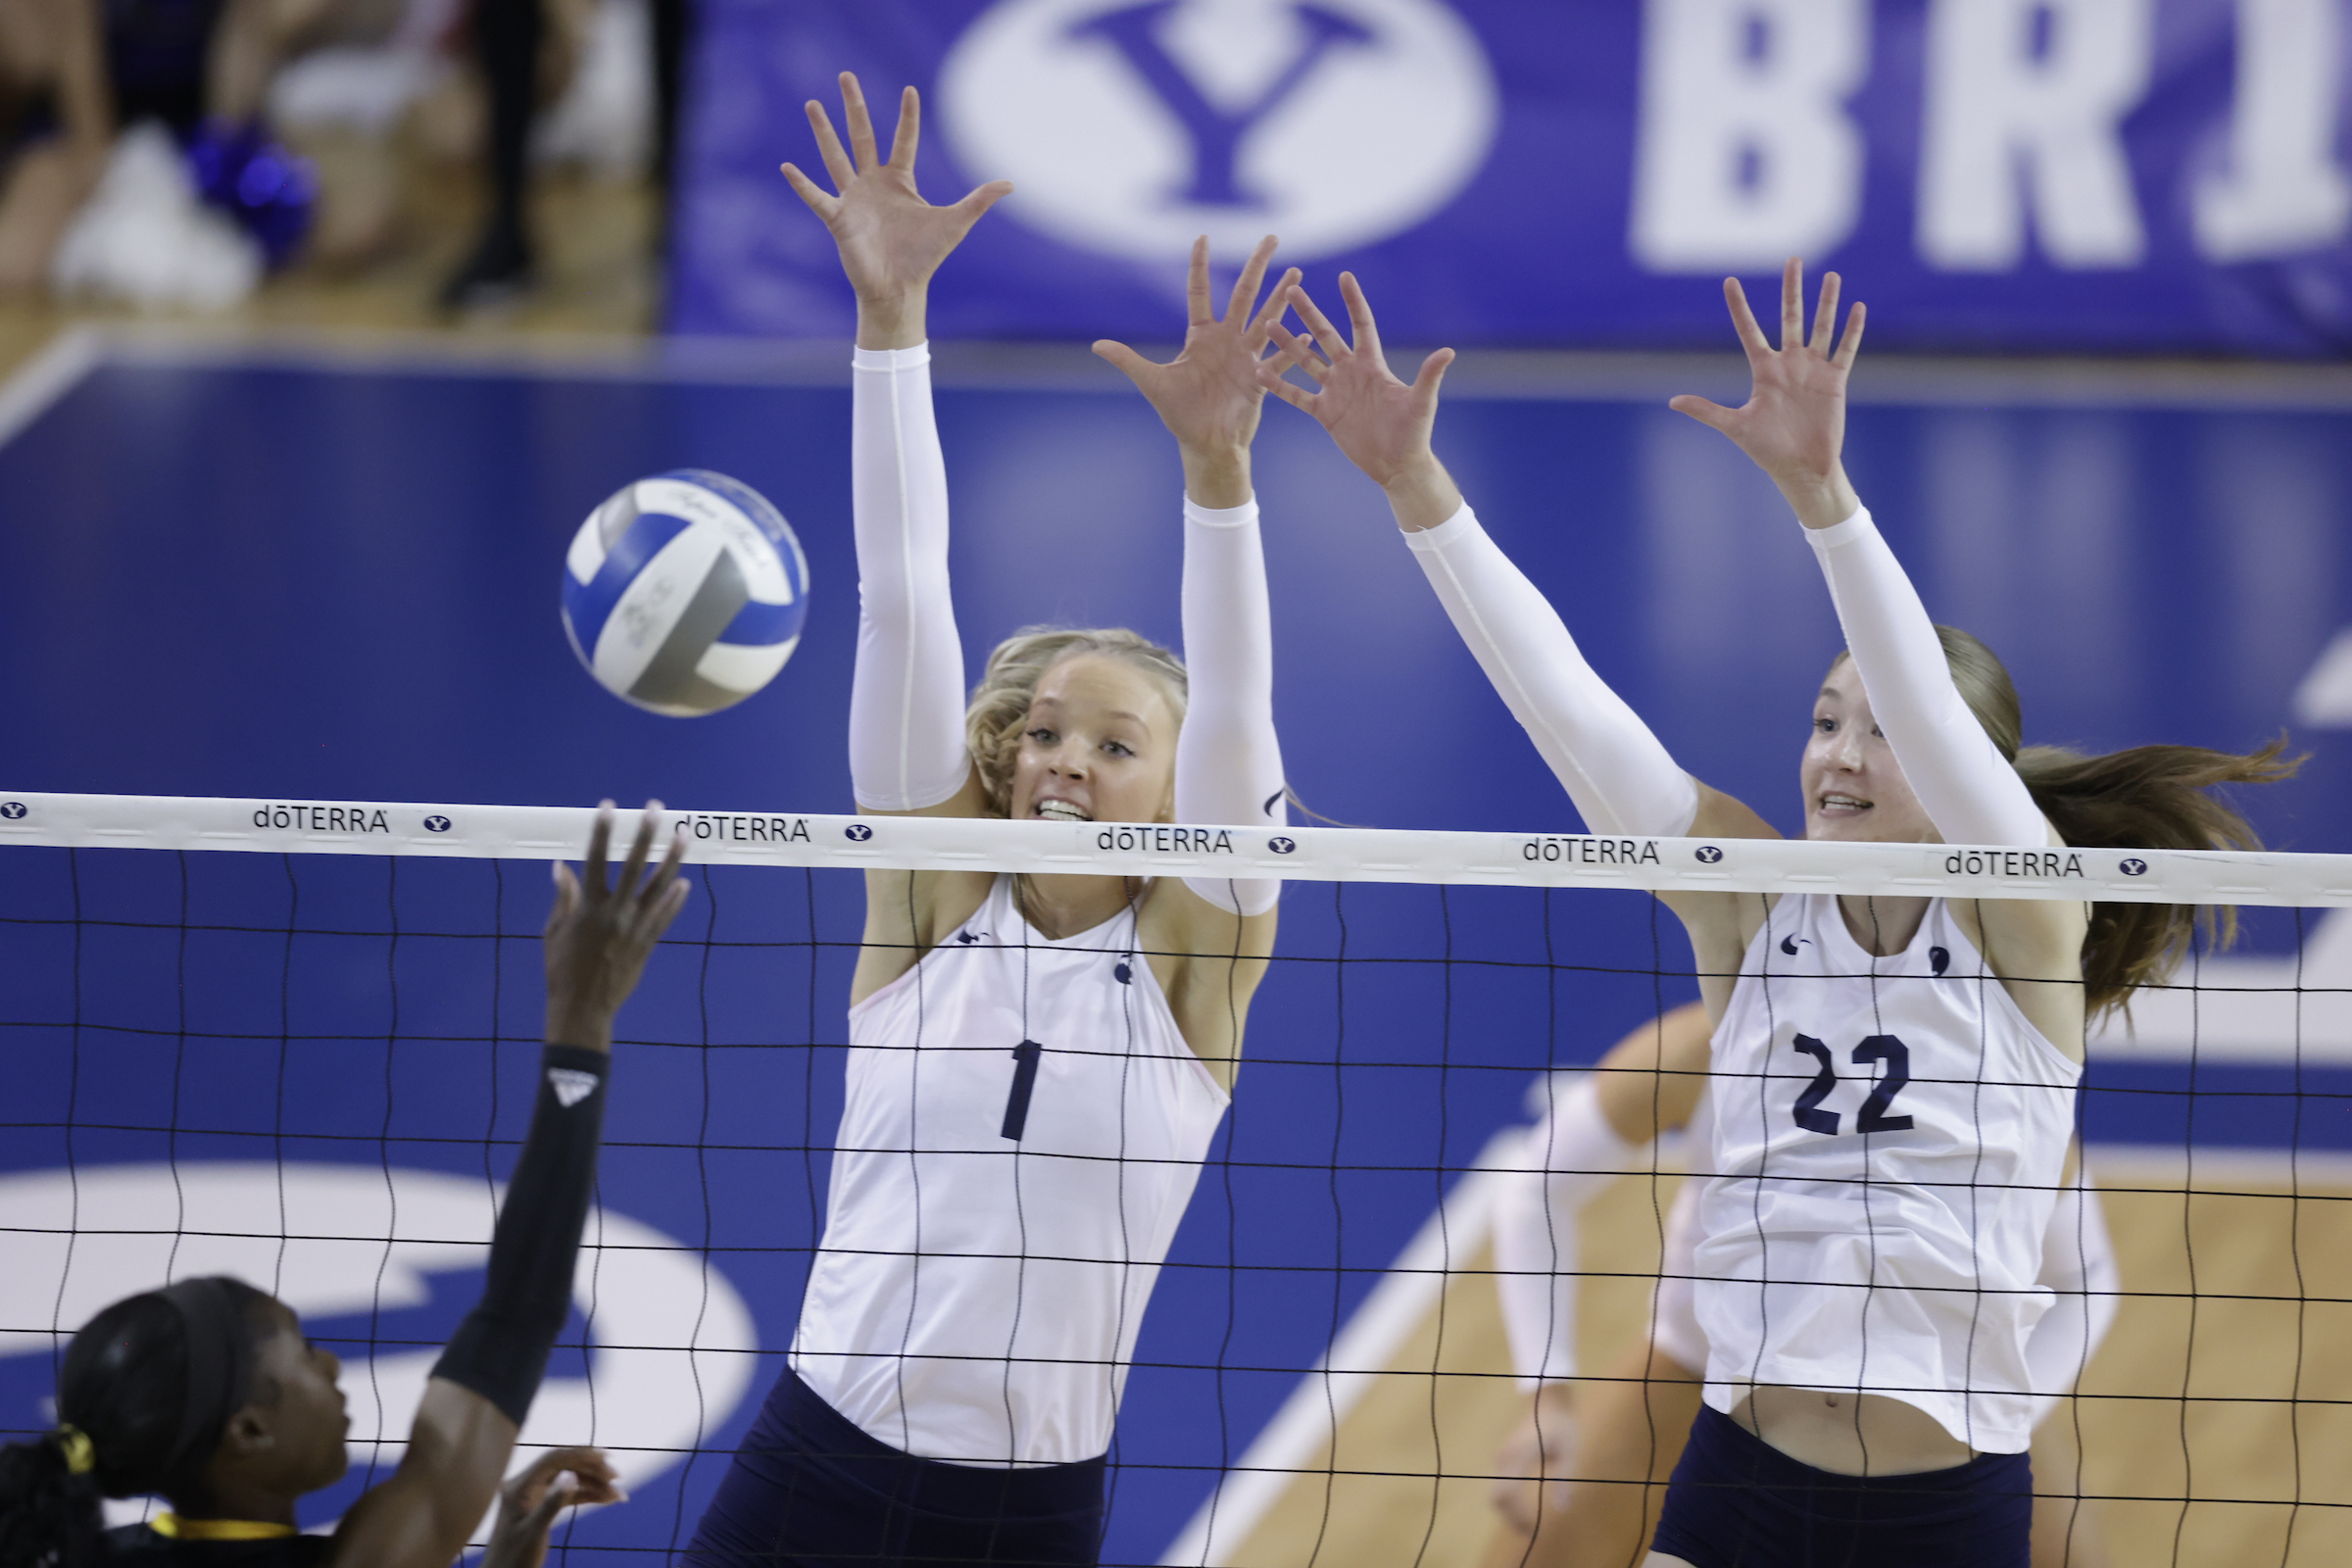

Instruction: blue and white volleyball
[561,470,808,716]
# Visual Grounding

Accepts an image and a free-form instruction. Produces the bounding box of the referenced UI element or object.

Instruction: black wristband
[431,1043,609,1427]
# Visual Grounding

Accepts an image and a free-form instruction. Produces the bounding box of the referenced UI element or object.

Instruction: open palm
[1095,235,1298,454]
[1256,272,1454,488]
[1669,259,1864,494]
[781,73,1010,306]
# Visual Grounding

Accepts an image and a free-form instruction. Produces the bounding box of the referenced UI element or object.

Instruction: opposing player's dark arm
[326,804,687,1568]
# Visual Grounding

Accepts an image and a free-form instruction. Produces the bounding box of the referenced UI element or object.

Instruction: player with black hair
[0,803,687,1568]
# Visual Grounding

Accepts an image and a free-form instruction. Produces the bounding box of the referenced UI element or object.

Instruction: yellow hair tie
[52,1425,94,1477]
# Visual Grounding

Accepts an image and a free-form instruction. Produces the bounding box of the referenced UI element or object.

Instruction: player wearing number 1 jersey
[682,74,1290,1568]
[1258,261,2290,1568]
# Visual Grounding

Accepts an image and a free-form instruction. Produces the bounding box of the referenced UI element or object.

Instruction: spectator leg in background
[0,0,113,293]
[651,0,683,198]
[441,0,540,308]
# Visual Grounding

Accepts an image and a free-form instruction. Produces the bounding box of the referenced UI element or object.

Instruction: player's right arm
[328,807,684,1568]
[1256,275,1778,1002]
[778,73,1013,999]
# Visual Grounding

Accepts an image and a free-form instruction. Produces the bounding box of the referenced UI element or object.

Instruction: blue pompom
[185,122,316,268]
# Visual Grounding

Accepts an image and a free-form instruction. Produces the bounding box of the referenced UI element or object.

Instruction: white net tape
[5,788,2349,906]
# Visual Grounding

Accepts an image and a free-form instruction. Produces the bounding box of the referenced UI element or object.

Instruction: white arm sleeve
[848,344,971,812]
[2026,1168,2120,1422]
[1491,1075,1640,1387]
[1176,496,1286,917]
[1805,508,2046,847]
[1405,506,1697,837]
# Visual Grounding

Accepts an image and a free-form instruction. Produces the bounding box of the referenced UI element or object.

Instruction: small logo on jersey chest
[1780,934,1811,956]
[1930,946,1949,976]
[956,929,986,945]
[1113,957,1133,984]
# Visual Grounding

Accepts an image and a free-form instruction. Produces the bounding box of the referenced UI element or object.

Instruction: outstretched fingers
[1809,270,1842,356]
[1092,339,1154,381]
[1225,234,1279,326]
[614,802,659,900]
[1253,360,1318,414]
[1721,276,1771,361]
[803,100,854,191]
[947,178,1014,229]
[582,800,615,896]
[1339,271,1383,363]
[839,73,879,172]
[1266,321,1330,383]
[777,162,837,220]
[1832,301,1867,369]
[1410,345,1456,403]
[1779,257,1803,351]
[1666,393,1738,433]
[640,813,691,936]
[1285,283,1351,364]
[885,84,919,172]
[1244,267,1301,349]
[1186,235,1213,327]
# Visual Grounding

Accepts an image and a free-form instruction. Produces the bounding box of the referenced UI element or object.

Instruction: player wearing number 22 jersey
[684,75,1296,1568]
[1697,894,2082,1454]
[1263,257,2291,1568]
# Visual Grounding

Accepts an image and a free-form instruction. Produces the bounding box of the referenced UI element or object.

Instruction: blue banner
[671,0,2352,354]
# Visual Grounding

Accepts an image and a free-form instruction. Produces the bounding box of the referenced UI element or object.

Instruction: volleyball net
[3,791,2348,1567]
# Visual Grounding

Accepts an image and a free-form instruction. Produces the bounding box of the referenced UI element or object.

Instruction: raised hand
[1094,235,1299,507]
[1668,259,1865,529]
[780,73,1012,348]
[480,1447,625,1568]
[544,801,691,1051]
[1255,272,1462,531]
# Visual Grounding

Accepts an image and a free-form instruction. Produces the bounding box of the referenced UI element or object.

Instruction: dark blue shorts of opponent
[682,1368,1107,1568]
[1650,1403,2033,1568]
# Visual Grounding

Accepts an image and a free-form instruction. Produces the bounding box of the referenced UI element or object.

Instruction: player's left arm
[1671,261,2087,1047]
[326,808,684,1568]
[1099,236,1295,1084]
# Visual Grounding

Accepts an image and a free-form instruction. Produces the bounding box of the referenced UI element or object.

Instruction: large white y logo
[1069,2,1373,208]
[940,0,1498,262]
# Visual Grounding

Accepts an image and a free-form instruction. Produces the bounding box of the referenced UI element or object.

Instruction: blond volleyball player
[683,74,1293,1568]
[1261,261,2288,1567]
[1481,1003,2118,1568]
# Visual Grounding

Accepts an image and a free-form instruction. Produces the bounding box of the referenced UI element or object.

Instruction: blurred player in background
[1481,1004,2116,1568]
[681,74,1291,1568]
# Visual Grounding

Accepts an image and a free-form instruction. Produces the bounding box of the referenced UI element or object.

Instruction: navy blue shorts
[682,1369,1107,1568]
[1650,1403,2032,1568]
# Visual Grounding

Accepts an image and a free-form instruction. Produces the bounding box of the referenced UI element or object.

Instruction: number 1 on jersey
[1002,1039,1044,1141]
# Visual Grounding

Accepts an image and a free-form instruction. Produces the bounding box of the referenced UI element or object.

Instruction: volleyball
[561,469,809,716]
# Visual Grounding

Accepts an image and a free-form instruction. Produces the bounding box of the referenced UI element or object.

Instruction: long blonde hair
[965,627,1189,818]
[1838,628,2298,1016]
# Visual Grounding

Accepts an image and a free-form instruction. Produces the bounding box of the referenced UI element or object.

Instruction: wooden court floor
[1221,1156,2352,1568]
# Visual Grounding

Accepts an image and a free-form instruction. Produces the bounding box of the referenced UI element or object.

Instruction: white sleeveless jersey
[790,876,1230,1467]
[1692,895,2081,1453]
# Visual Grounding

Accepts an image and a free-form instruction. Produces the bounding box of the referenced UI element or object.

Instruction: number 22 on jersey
[1789,1033,1915,1135]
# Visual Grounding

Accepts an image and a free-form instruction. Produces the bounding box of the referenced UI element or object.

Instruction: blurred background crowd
[0,0,679,341]
[0,0,2344,361]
